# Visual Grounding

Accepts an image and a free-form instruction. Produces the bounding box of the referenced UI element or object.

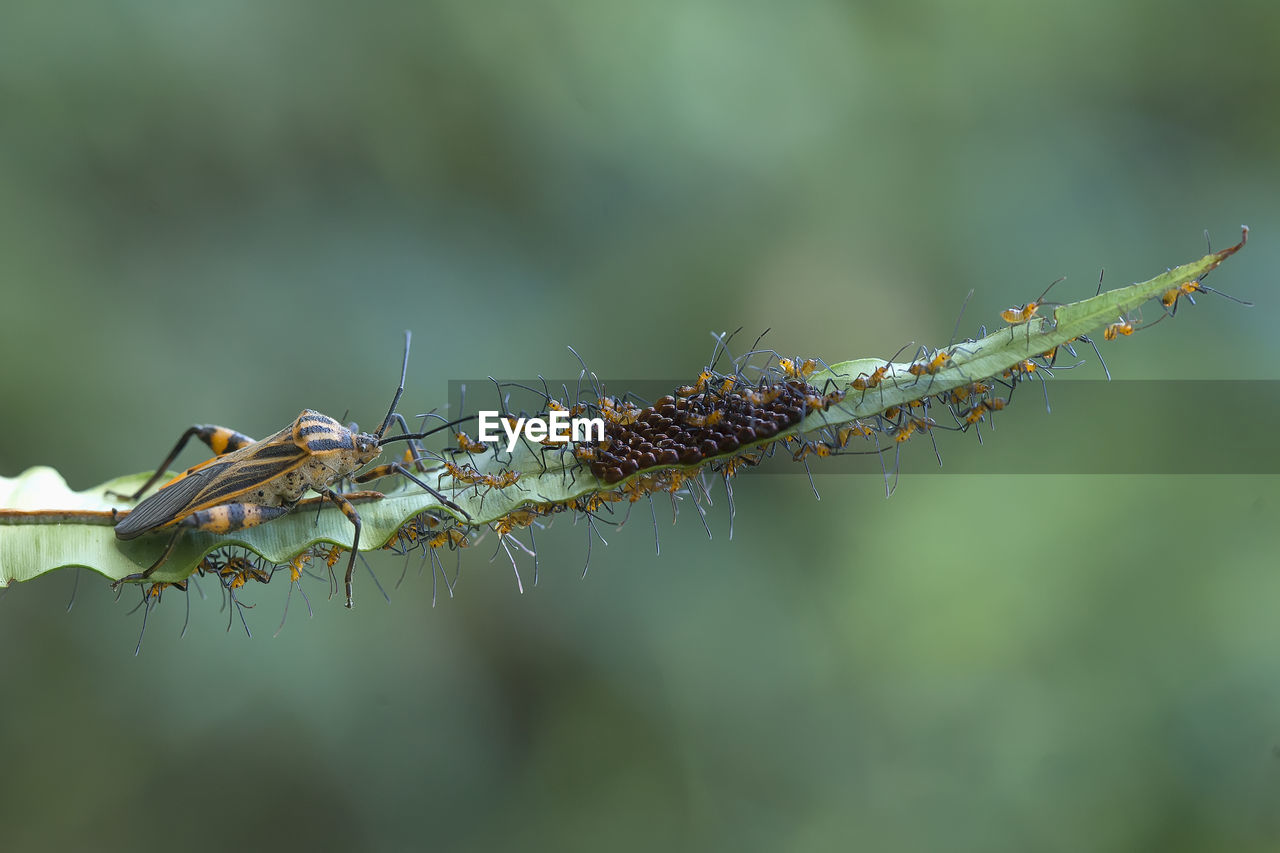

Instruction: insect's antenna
[487,376,512,419]
[179,582,191,639]
[708,327,744,374]
[947,289,975,348]
[1197,285,1254,307]
[498,379,552,401]
[412,410,467,429]
[746,328,771,361]
[377,330,413,440]
[566,345,603,399]
[66,567,81,613]
[732,328,772,378]
[886,340,915,366]
[1095,268,1105,296]
[379,414,477,445]
[1035,276,1066,305]
[133,593,154,656]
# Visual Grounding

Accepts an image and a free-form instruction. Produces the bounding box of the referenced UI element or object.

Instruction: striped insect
[111,332,469,608]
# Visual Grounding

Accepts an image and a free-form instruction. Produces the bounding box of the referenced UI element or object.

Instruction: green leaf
[0,231,1250,588]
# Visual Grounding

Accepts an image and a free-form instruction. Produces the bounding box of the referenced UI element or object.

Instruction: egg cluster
[579,380,816,484]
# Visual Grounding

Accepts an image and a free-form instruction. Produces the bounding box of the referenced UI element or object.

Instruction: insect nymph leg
[111,425,257,501]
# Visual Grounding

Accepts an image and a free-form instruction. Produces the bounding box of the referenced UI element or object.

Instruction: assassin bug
[111,332,470,608]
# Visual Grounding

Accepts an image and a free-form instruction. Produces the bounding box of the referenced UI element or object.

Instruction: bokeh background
[2,2,1278,850]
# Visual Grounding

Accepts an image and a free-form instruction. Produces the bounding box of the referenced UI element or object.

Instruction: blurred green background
[2,2,1278,850]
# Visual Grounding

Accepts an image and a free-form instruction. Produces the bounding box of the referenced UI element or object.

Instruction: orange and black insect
[1102,315,1136,341]
[1000,276,1065,339]
[111,332,470,608]
[906,289,974,392]
[1157,227,1253,317]
[1159,277,1253,317]
[906,347,961,394]
[851,343,913,405]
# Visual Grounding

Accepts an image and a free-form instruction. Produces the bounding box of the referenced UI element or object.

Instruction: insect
[837,422,876,447]
[1102,315,1135,341]
[683,410,725,428]
[454,432,489,454]
[439,460,486,487]
[1159,278,1253,316]
[960,396,1007,426]
[791,440,833,462]
[1155,226,1253,316]
[906,290,974,392]
[779,357,821,381]
[111,332,469,608]
[906,348,955,392]
[1002,359,1039,381]
[1000,276,1065,338]
[851,343,913,404]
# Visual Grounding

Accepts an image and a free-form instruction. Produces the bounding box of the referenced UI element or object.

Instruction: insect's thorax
[282,410,382,498]
[212,412,381,509]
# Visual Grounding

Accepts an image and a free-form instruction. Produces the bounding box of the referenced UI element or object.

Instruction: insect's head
[354,431,382,464]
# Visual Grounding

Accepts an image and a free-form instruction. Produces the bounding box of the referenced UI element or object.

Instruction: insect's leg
[352,463,402,483]
[111,425,256,500]
[66,567,81,613]
[385,463,472,521]
[113,527,185,587]
[133,587,156,656]
[315,487,363,608]
[1078,334,1111,381]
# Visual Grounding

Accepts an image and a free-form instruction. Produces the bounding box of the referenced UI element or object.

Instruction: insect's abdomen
[180,503,291,534]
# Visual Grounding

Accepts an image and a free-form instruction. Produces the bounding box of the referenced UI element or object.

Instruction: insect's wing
[115,424,309,540]
[113,459,235,540]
